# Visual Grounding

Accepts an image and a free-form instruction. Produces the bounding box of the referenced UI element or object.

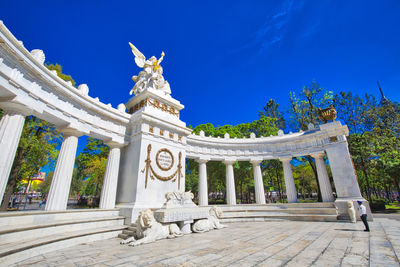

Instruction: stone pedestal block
[179,220,194,234]
[116,88,191,223]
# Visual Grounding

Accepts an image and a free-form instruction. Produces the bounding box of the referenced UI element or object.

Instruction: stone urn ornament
[318,105,337,123]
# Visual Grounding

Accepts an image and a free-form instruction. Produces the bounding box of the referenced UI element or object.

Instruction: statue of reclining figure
[192,206,227,233]
[121,209,183,247]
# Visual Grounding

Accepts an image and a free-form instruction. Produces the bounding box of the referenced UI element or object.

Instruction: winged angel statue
[129,42,171,96]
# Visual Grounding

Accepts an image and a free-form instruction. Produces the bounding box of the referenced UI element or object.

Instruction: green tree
[260,99,285,129]
[75,137,109,198]
[45,64,76,87]
[187,117,279,203]
[0,117,60,210]
[287,81,334,202]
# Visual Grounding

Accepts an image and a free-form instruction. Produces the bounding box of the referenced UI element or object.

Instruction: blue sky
[1,0,399,129]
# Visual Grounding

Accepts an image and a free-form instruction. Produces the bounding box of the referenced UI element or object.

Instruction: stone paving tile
[11,218,400,267]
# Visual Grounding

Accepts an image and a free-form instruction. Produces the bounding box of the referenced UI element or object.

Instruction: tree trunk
[394,176,400,200]
[305,155,322,202]
[275,167,283,202]
[0,178,16,211]
[360,160,372,203]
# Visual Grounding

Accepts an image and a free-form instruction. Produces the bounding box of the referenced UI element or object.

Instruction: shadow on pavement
[335,229,364,232]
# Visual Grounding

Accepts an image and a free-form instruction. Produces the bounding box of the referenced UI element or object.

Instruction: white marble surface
[196,159,209,206]
[0,112,25,205]
[281,157,298,203]
[46,132,79,211]
[251,160,266,204]
[0,21,370,218]
[99,146,122,209]
[312,153,334,202]
[224,160,236,205]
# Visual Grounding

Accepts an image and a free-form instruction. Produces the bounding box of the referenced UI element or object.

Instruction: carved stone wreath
[156,148,174,171]
[141,144,183,189]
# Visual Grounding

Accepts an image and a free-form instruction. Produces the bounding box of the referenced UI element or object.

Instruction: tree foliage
[45,63,76,87]
[74,137,109,198]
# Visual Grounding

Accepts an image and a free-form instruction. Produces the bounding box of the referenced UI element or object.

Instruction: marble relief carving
[132,98,179,117]
[141,144,183,189]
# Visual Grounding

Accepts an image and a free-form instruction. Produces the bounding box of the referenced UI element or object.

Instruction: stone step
[0,216,125,245]
[0,209,120,227]
[222,208,337,216]
[221,214,338,223]
[217,203,336,212]
[221,217,286,223]
[0,225,127,266]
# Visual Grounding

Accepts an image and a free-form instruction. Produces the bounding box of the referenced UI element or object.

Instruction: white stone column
[0,112,26,205]
[196,158,209,206]
[325,141,363,199]
[281,157,297,203]
[99,143,122,209]
[251,160,266,204]
[311,153,334,202]
[224,160,236,205]
[46,129,80,211]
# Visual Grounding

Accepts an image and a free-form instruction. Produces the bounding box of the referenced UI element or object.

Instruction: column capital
[250,159,262,166]
[1,103,33,117]
[57,125,87,137]
[310,152,325,159]
[279,157,292,163]
[223,159,236,165]
[195,158,209,164]
[105,141,126,149]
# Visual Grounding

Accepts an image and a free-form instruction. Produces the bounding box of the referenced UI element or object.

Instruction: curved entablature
[186,121,349,161]
[0,21,130,144]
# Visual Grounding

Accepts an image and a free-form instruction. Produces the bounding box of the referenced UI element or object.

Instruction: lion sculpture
[192,206,227,233]
[120,209,183,246]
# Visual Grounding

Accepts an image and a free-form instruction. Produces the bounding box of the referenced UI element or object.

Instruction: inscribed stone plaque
[156,148,174,171]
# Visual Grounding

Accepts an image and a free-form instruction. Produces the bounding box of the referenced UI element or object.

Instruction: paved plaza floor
[13,218,400,267]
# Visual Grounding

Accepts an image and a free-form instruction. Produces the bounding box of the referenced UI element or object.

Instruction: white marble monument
[116,43,191,223]
[0,22,371,225]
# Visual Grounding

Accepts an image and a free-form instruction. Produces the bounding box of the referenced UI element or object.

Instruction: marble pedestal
[335,198,373,221]
[154,207,210,234]
[116,89,191,223]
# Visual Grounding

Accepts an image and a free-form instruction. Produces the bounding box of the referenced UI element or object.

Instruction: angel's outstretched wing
[129,42,146,68]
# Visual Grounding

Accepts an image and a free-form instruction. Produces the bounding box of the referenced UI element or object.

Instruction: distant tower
[377,81,391,106]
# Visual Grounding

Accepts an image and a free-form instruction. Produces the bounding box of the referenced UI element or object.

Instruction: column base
[334,198,373,222]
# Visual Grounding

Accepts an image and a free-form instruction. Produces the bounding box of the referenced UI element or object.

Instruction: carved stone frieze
[131,97,179,117]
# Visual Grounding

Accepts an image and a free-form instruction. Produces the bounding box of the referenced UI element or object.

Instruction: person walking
[357,200,370,232]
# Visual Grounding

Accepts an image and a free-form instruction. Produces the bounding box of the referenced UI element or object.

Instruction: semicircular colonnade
[0,21,367,221]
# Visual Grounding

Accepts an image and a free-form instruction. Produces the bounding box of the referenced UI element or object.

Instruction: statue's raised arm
[129,42,146,68]
[128,42,171,96]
